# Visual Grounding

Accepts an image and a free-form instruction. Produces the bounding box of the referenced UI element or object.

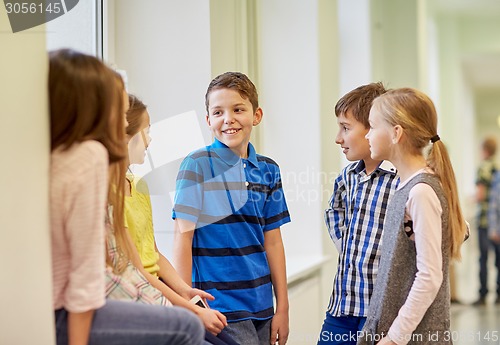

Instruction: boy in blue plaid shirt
[318,83,399,345]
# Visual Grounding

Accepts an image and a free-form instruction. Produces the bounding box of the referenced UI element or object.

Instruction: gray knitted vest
[358,173,451,345]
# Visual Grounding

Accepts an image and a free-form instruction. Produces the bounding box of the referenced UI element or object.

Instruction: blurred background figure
[486,142,500,306]
[473,137,498,305]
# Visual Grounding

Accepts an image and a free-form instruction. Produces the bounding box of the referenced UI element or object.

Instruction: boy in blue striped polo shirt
[173,72,291,345]
[318,83,399,345]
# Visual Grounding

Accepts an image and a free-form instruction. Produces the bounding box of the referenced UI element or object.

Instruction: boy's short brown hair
[482,136,497,157]
[335,82,387,128]
[205,72,259,112]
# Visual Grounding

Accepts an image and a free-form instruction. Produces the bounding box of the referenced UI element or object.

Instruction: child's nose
[335,133,343,144]
[224,113,235,124]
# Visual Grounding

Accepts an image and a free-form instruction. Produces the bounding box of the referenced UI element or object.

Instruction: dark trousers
[317,313,366,345]
[478,227,500,297]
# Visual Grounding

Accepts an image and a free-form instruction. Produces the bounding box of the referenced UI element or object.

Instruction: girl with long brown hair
[49,49,204,345]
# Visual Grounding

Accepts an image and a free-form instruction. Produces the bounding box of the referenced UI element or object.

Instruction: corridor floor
[450,227,500,345]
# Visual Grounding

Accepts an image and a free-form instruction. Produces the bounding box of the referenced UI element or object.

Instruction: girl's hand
[196,307,227,335]
[188,288,215,304]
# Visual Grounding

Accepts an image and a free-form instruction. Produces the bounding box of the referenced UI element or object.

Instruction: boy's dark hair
[205,72,259,112]
[335,82,387,128]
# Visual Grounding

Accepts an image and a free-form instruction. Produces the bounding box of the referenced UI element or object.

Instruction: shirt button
[245,181,249,186]
[243,163,247,168]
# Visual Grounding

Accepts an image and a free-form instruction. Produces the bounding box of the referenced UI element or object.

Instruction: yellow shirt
[125,176,160,276]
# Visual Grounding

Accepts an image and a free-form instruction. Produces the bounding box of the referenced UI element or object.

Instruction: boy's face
[366,107,393,161]
[335,110,371,162]
[206,88,262,158]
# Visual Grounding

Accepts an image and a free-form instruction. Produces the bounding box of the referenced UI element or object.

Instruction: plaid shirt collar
[347,160,397,176]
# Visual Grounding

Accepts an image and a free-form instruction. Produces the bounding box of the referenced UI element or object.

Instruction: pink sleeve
[64,144,108,312]
[388,183,443,345]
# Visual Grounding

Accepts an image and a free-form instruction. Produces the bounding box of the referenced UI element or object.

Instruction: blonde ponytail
[427,140,467,260]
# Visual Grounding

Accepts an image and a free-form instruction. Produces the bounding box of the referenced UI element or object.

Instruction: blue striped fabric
[325,160,398,317]
[173,139,290,321]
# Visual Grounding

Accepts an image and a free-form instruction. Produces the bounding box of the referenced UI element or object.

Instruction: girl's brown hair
[126,94,148,137]
[372,88,467,260]
[49,49,126,163]
[107,93,148,273]
[106,74,135,274]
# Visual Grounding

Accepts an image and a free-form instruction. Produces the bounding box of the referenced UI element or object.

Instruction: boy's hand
[491,232,500,244]
[196,307,227,335]
[270,310,289,344]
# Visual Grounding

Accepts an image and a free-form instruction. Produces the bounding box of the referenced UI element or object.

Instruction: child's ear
[253,108,263,126]
[205,114,211,127]
[392,125,403,144]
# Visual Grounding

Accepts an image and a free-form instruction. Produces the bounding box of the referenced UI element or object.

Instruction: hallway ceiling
[432,0,500,16]
[431,0,500,125]
[462,55,500,89]
[433,0,500,89]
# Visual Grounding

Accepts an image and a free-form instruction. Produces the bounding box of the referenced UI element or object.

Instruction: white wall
[318,0,342,310]
[436,16,476,206]
[258,0,324,261]
[338,0,372,93]
[209,0,250,77]
[371,0,419,88]
[0,10,54,345]
[108,0,213,257]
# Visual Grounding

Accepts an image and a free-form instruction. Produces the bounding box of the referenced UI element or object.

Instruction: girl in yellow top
[124,95,238,345]
[125,176,159,274]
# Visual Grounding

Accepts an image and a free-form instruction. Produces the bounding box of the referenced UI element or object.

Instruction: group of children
[50,48,467,345]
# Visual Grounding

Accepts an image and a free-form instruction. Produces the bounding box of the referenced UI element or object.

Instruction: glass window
[46,0,102,56]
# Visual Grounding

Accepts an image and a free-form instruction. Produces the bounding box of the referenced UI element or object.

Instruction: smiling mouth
[223,128,241,134]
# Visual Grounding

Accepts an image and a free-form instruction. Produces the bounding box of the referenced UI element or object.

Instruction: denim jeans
[478,227,500,297]
[317,313,366,345]
[222,318,271,345]
[205,329,240,345]
[55,299,204,345]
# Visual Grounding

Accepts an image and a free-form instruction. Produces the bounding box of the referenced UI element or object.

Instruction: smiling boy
[318,83,399,345]
[173,72,291,345]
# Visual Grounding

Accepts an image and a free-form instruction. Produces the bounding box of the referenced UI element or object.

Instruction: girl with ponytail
[358,88,467,345]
